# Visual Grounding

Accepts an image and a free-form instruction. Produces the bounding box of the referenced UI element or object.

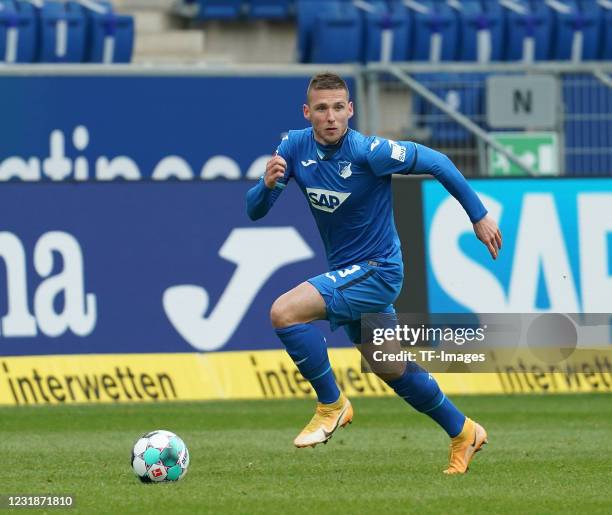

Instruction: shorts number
[338,265,360,278]
[326,265,361,283]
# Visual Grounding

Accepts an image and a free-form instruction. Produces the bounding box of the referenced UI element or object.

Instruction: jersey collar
[314,129,349,161]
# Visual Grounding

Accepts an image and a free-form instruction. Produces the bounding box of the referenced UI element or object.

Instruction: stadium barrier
[4,348,610,406]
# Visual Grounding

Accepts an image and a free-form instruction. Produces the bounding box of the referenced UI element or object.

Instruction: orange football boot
[443,417,488,474]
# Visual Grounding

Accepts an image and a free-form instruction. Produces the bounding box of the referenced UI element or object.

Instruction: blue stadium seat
[579,0,610,59]
[404,0,458,62]
[361,0,410,62]
[546,0,601,60]
[39,1,86,62]
[297,0,362,63]
[600,0,612,59]
[310,1,362,63]
[500,0,553,61]
[248,0,291,19]
[68,1,134,63]
[296,0,334,62]
[458,0,503,61]
[0,0,36,62]
[196,0,242,20]
[88,12,134,63]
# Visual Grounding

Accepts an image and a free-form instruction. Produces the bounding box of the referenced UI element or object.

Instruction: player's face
[303,88,353,145]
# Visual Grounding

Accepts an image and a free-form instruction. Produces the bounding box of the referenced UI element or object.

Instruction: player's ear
[347,101,354,120]
[303,103,311,121]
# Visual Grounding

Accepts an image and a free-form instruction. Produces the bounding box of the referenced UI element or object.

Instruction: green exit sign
[488,132,559,176]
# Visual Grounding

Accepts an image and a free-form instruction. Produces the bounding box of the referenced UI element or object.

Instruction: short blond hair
[307,72,349,104]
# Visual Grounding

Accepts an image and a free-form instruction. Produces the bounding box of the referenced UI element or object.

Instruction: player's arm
[408,143,501,259]
[246,139,292,221]
[366,138,502,259]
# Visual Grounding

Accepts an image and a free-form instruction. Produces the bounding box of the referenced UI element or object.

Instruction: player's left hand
[473,215,502,260]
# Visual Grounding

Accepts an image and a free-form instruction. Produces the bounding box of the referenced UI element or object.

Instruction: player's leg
[350,311,488,473]
[270,280,352,448]
[270,281,341,405]
[352,318,487,473]
[281,261,400,448]
[352,312,466,437]
[342,270,488,474]
[385,361,487,474]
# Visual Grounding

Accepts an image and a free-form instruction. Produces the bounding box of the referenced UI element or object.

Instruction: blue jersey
[277,128,405,269]
[246,127,487,271]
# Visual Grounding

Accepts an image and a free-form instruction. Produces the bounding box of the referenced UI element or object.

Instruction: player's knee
[270,298,294,329]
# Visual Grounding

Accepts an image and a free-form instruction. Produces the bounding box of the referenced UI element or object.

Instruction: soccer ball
[131,430,190,483]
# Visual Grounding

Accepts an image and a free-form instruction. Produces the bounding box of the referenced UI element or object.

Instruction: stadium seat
[310,1,362,63]
[67,1,134,63]
[500,0,553,61]
[0,0,37,62]
[296,0,362,63]
[457,0,503,62]
[546,0,601,60]
[361,0,410,62]
[248,0,292,20]
[600,0,612,59]
[196,0,242,20]
[296,0,335,62]
[39,1,86,62]
[403,0,458,62]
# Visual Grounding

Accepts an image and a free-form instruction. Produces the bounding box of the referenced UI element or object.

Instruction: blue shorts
[308,255,403,344]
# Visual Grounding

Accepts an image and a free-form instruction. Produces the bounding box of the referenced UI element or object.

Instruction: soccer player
[245,73,501,474]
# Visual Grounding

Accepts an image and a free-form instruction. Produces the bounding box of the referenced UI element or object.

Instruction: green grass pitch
[1,394,611,514]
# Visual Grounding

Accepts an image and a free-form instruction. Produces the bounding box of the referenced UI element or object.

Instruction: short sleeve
[365,137,418,177]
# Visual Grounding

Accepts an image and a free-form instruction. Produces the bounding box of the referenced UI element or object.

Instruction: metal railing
[364,62,612,177]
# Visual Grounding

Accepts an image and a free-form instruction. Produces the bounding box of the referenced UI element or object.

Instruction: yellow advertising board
[1,347,610,406]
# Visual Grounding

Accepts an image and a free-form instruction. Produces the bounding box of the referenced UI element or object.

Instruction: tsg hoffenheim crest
[338,161,352,179]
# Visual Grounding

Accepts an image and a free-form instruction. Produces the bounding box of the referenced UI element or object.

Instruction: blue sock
[275,323,340,404]
[386,363,466,437]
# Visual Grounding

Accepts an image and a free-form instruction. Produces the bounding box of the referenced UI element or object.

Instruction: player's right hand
[264,154,287,189]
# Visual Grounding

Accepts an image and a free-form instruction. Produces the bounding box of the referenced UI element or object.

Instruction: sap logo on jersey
[306,188,351,213]
[424,179,612,314]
